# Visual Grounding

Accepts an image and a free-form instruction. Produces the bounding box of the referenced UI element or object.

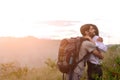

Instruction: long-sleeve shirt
[88,35,107,64]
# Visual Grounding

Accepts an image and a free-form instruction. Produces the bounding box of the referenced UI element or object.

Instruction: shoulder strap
[62,73,65,80]
[75,38,90,67]
[76,53,88,66]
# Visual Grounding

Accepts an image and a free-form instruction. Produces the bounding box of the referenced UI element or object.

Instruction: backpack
[57,36,86,74]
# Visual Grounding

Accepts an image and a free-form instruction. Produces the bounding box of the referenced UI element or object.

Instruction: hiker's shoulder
[82,40,95,47]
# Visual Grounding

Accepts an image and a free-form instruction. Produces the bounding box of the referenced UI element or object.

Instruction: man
[66,24,104,80]
[86,24,107,80]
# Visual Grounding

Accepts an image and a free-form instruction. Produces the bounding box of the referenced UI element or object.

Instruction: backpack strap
[75,37,89,66]
[75,53,89,67]
[63,73,65,80]
[67,54,88,80]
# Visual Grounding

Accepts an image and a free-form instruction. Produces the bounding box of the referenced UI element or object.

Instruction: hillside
[0,36,60,67]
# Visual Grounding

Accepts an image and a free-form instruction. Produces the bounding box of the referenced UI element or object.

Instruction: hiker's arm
[92,49,104,59]
[84,41,104,59]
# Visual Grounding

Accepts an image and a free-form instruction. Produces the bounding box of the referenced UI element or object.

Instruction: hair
[80,23,99,36]
[93,24,99,36]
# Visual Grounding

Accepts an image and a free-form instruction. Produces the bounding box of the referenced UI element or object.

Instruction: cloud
[42,20,80,26]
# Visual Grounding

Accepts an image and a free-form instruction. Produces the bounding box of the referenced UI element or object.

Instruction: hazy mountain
[0,36,60,67]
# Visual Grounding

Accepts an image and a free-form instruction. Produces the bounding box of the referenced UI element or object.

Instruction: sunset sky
[0,0,120,44]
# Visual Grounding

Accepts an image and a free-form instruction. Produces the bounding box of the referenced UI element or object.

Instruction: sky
[0,0,120,44]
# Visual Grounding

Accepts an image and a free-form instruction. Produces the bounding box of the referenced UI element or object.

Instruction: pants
[66,72,80,80]
[66,61,85,80]
[87,61,103,80]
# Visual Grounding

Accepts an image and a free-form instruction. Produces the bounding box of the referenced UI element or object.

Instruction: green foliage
[44,58,57,70]
[102,45,120,80]
[0,62,28,80]
[0,59,62,80]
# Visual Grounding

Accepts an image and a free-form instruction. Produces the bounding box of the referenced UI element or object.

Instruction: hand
[99,55,104,59]
[92,49,104,59]
[97,37,103,42]
[84,35,92,40]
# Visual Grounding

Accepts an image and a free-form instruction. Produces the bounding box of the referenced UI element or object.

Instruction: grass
[0,59,62,80]
[102,44,120,80]
[0,44,120,80]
